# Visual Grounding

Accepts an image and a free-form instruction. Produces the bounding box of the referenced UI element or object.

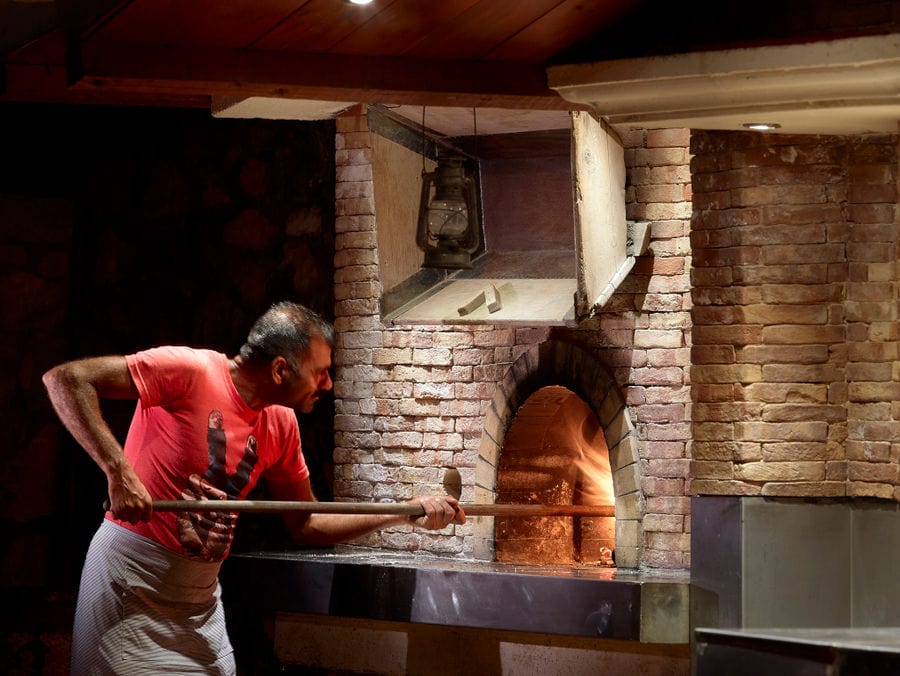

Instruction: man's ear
[271,356,291,384]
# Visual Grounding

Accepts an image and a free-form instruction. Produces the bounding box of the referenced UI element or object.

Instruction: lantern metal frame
[416,154,482,269]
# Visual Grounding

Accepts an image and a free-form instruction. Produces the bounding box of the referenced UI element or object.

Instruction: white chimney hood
[547,34,900,136]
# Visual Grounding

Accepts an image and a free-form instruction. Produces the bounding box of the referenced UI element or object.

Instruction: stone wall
[333,109,693,570]
[689,130,900,499]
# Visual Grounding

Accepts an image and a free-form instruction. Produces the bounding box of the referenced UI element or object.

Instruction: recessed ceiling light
[348,0,374,5]
[742,123,782,131]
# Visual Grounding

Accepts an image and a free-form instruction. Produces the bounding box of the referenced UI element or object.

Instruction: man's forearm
[43,359,152,521]
[283,495,464,545]
[43,364,128,476]
[285,512,408,546]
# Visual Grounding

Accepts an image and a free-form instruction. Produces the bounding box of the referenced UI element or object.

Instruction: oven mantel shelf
[387,278,577,326]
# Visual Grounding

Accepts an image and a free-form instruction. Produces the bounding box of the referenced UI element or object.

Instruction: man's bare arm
[42,356,152,523]
[270,477,465,546]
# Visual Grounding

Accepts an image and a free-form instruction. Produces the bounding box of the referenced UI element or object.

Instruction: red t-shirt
[108,346,310,561]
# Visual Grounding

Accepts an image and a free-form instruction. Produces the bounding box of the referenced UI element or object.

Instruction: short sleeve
[126,346,203,407]
[262,406,310,485]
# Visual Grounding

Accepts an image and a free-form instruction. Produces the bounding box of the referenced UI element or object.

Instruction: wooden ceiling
[2,0,895,135]
[1,0,643,111]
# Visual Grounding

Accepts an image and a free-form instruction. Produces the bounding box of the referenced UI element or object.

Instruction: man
[43,301,465,674]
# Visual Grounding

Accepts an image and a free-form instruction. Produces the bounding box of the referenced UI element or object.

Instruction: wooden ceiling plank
[487,0,642,61]
[88,0,307,50]
[4,28,68,65]
[326,0,483,56]
[402,0,565,60]
[255,0,397,52]
[71,42,582,110]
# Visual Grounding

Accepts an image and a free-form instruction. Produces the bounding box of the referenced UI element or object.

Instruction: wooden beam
[1,63,210,108]
[0,30,209,108]
[70,41,585,111]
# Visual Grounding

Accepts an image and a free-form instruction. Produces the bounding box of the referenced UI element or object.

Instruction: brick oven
[324,108,692,570]
[221,105,696,674]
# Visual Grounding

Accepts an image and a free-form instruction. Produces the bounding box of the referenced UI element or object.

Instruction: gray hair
[239,301,334,370]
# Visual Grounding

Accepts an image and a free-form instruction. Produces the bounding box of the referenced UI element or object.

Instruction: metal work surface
[694,627,900,676]
[222,548,690,641]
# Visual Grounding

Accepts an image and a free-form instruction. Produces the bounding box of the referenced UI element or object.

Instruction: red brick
[646,128,690,148]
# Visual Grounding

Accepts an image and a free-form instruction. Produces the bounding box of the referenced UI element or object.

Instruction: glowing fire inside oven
[494,385,616,567]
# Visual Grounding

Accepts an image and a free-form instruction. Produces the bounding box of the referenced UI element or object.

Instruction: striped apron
[71,520,235,675]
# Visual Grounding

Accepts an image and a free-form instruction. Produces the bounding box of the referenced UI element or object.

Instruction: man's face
[284,337,333,413]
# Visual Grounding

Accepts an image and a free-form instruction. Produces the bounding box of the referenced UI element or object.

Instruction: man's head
[241,302,334,368]
[240,302,335,411]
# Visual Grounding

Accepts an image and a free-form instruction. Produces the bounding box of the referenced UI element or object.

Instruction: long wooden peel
[118,499,615,518]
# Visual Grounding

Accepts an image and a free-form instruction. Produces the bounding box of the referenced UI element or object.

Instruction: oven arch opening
[473,338,644,568]
[494,385,616,566]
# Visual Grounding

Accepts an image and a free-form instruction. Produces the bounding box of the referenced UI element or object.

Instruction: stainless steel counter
[221,548,692,643]
[694,626,900,675]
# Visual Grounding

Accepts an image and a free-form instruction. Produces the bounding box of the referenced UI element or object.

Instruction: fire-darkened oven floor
[221,548,691,644]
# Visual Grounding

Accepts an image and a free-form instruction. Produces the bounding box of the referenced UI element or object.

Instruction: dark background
[0,102,337,669]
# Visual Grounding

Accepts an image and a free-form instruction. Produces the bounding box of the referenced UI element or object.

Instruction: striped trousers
[71,520,236,675]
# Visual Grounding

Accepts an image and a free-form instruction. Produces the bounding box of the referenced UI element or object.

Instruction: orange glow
[495,386,616,567]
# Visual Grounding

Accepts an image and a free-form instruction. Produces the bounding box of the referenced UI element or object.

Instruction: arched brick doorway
[473,339,644,569]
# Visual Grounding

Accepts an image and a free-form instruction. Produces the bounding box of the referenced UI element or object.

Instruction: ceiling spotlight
[742,123,781,131]
[348,0,374,4]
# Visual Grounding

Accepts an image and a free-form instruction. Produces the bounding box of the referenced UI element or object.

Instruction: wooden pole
[142,499,615,518]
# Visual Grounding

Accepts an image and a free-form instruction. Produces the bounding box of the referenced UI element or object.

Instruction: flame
[574,422,614,507]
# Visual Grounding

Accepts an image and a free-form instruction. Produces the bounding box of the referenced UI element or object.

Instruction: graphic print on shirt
[176,410,260,561]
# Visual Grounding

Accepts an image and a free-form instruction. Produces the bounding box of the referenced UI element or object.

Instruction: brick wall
[690,131,900,499]
[560,127,694,569]
[333,109,693,570]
